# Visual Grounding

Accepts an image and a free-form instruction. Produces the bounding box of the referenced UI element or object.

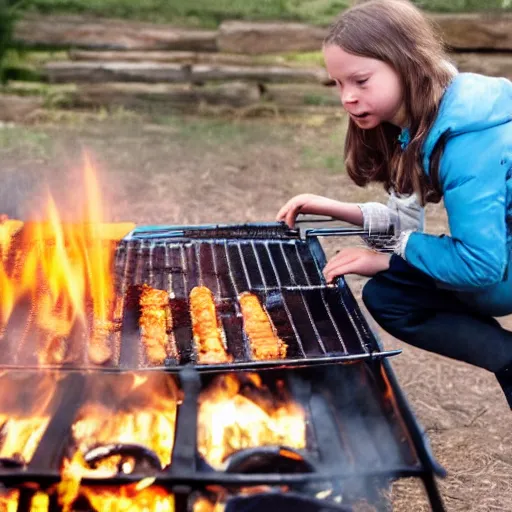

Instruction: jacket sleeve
[358,191,424,234]
[403,129,509,290]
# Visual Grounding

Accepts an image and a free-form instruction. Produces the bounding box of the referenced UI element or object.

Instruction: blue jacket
[404,73,512,316]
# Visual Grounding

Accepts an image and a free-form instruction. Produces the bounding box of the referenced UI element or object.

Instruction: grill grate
[0,222,399,370]
[113,224,400,371]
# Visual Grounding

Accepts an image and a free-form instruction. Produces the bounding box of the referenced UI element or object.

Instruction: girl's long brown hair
[324,0,454,204]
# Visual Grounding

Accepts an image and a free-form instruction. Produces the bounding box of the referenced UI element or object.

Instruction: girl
[277,0,512,408]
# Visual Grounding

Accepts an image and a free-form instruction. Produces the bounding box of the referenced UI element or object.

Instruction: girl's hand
[323,247,391,282]
[276,194,329,228]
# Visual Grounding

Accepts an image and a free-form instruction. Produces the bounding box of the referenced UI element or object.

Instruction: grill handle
[294,215,339,224]
[295,214,392,238]
[305,227,370,238]
[304,225,396,253]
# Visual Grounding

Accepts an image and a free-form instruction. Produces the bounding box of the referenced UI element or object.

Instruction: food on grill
[189,286,232,364]
[44,336,68,365]
[89,319,114,365]
[239,292,287,360]
[139,284,173,364]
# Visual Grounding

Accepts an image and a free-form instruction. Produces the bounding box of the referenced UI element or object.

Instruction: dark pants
[362,255,512,374]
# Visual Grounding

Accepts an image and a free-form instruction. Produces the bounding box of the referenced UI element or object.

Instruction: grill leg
[16,490,34,512]
[173,490,190,512]
[423,474,446,512]
[495,363,512,409]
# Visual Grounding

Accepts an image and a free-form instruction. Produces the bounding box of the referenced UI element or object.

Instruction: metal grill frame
[0,221,447,512]
[0,361,445,512]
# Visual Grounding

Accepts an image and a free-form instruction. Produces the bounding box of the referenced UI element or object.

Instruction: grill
[0,221,446,512]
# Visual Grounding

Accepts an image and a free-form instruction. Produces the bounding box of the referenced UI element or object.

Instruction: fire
[0,374,55,512]
[78,484,174,512]
[194,496,225,512]
[0,221,23,329]
[59,373,179,510]
[0,154,134,366]
[0,372,58,466]
[0,489,19,512]
[197,373,306,468]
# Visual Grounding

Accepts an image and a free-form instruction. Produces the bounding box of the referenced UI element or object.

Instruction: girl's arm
[276,194,364,227]
[277,192,424,233]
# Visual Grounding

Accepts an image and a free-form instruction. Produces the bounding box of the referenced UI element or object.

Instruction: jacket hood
[422,72,512,175]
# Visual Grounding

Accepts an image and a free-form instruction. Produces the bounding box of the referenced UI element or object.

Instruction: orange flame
[82,484,174,512]
[194,496,225,512]
[0,489,19,512]
[57,483,174,512]
[198,374,306,468]
[58,374,179,510]
[0,372,58,466]
[0,220,23,327]
[0,154,134,366]
[0,373,57,511]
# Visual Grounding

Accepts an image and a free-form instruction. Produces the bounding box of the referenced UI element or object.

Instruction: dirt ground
[0,111,511,511]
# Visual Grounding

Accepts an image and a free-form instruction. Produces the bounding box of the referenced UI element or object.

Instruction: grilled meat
[189,286,232,364]
[139,284,172,364]
[239,292,286,360]
[88,318,114,365]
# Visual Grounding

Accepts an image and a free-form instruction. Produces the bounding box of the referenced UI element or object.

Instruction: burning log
[189,286,232,364]
[139,284,176,365]
[238,292,287,360]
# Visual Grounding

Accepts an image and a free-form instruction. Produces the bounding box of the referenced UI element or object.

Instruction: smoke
[0,150,117,223]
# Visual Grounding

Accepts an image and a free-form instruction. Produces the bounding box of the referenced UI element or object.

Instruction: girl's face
[323,45,407,129]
